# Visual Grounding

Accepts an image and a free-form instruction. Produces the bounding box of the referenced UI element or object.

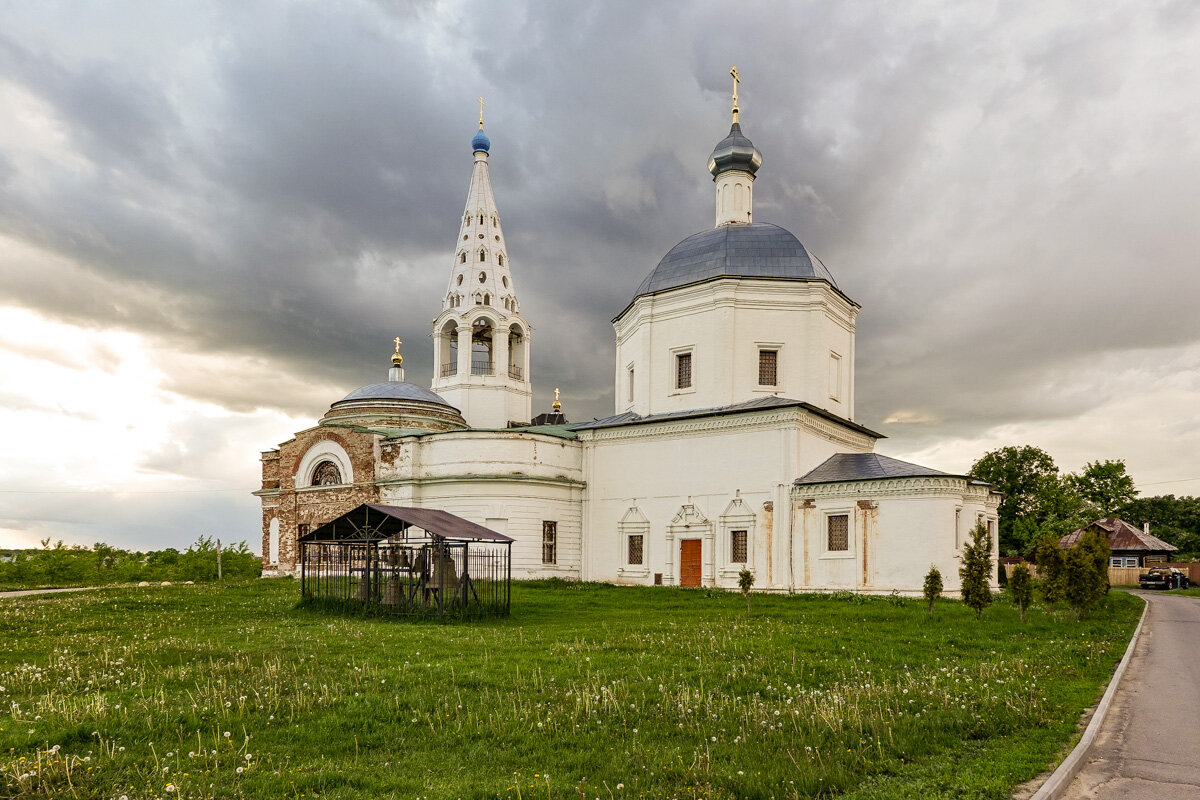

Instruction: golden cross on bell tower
[730,66,741,123]
[553,387,561,412]
[477,96,486,129]
[392,336,403,366]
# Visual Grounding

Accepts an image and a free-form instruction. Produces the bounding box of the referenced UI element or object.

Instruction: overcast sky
[2,0,1199,552]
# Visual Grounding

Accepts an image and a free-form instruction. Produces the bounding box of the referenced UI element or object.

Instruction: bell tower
[431,103,533,428]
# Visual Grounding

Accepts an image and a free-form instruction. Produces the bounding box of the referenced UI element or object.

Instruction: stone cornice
[577,406,873,450]
[792,475,972,500]
[375,473,586,489]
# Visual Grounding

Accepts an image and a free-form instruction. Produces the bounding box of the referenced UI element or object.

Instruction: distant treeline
[0,536,261,591]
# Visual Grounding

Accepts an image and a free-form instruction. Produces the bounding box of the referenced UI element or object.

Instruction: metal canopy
[300,503,515,544]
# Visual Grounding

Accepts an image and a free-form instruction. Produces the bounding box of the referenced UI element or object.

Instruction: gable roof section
[301,503,514,544]
[1059,518,1178,552]
[795,453,959,485]
[569,396,883,439]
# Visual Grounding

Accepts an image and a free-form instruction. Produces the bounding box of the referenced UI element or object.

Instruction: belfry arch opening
[439,319,458,377]
[507,323,525,381]
[471,319,494,376]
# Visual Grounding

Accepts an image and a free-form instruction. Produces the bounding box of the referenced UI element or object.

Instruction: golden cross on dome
[730,66,741,123]
[392,337,403,366]
[477,96,486,128]
[553,387,561,411]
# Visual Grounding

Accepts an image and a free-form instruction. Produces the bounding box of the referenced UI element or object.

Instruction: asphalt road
[1060,591,1200,799]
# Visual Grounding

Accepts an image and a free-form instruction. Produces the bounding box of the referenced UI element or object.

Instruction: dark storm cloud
[2,0,1199,438]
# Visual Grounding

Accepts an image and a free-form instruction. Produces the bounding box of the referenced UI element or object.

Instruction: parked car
[1138,567,1191,590]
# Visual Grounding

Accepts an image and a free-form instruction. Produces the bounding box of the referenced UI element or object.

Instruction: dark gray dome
[337,381,452,406]
[708,122,762,177]
[633,223,838,298]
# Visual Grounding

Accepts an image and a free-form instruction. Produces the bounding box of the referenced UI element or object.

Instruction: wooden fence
[1003,562,1199,586]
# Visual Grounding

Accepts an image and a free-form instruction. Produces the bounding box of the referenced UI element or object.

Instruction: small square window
[628,534,644,566]
[758,350,778,386]
[827,514,849,552]
[730,530,748,563]
[676,352,692,389]
[542,521,557,565]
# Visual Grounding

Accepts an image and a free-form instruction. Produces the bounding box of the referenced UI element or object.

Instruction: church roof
[569,396,882,439]
[1059,518,1177,552]
[337,381,454,407]
[630,223,839,300]
[794,453,957,485]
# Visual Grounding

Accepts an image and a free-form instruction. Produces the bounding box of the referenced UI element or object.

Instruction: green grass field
[0,581,1142,799]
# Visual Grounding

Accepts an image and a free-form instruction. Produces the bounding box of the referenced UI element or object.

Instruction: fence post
[216,538,223,580]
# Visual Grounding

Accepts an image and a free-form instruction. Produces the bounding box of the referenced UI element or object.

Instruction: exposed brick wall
[260,427,381,573]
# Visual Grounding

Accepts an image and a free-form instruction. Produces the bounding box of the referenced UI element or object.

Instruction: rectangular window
[542,521,557,565]
[987,519,996,542]
[1109,556,1123,567]
[627,534,644,566]
[297,523,311,538]
[730,530,748,563]
[954,508,962,549]
[627,366,635,403]
[676,352,692,389]
[758,350,778,386]
[827,514,849,552]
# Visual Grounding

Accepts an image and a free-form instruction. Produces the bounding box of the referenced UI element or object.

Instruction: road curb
[1027,598,1149,800]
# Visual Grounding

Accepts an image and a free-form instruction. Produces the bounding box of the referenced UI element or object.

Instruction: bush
[959,523,994,619]
[738,568,755,614]
[923,566,943,616]
[1064,528,1111,619]
[1009,563,1033,622]
[1033,533,1066,604]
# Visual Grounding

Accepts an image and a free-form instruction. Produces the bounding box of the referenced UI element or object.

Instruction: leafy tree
[923,566,943,616]
[1063,529,1111,619]
[737,568,755,614]
[1066,460,1138,516]
[959,523,993,619]
[1008,564,1033,622]
[970,446,1062,555]
[1033,533,1066,604]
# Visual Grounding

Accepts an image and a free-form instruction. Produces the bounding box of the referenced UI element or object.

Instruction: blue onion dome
[707,122,762,177]
[471,128,491,153]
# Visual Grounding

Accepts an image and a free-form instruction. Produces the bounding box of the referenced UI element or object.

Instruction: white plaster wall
[614,278,858,420]
[578,407,875,590]
[793,480,1002,595]
[375,430,585,579]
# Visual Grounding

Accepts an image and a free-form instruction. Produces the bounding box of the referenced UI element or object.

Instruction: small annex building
[255,82,1001,596]
[1060,518,1178,568]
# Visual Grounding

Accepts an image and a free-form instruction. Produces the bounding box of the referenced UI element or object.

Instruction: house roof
[300,503,514,544]
[568,396,883,439]
[795,452,963,485]
[1059,518,1178,552]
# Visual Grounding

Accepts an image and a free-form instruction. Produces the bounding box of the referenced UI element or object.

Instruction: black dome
[708,122,763,177]
[632,223,838,298]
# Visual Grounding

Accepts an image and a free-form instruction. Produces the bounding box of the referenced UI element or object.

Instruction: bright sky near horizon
[2,1,1200,552]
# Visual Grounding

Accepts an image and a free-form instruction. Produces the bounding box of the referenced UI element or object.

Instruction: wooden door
[679,539,702,587]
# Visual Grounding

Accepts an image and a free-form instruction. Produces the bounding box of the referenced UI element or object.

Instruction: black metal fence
[300,538,511,617]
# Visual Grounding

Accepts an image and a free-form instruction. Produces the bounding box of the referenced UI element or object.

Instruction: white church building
[255,91,1000,595]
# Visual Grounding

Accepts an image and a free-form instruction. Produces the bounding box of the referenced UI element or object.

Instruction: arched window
[491,215,498,226]
[497,253,505,267]
[312,460,342,486]
[483,293,491,305]
[479,249,486,262]
[478,213,485,225]
[459,252,466,264]
[464,213,470,224]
